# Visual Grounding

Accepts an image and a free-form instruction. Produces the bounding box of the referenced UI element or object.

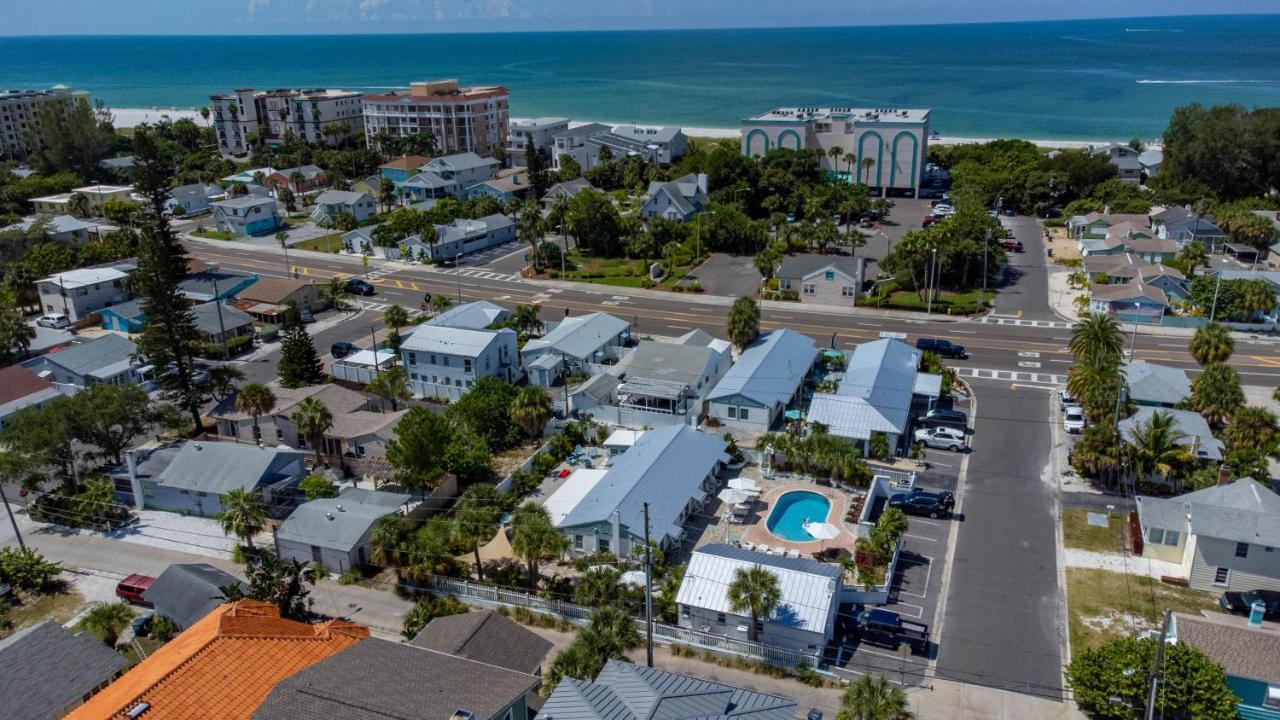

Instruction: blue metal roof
[707,329,817,408]
[834,339,918,431]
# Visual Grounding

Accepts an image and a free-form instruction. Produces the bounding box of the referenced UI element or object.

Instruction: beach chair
[756,544,770,555]
[741,541,755,551]
[787,549,802,559]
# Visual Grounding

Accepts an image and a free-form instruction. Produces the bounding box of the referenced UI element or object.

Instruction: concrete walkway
[1064,548,1182,579]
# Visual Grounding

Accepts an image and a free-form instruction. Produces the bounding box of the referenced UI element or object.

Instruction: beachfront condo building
[209,88,365,156]
[0,85,91,162]
[361,80,509,158]
[506,117,570,166]
[741,107,931,197]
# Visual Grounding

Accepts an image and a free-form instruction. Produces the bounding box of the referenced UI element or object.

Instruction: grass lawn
[546,250,702,290]
[858,288,991,314]
[190,227,239,241]
[291,233,344,253]
[1062,508,1125,553]
[282,215,311,227]
[5,588,85,636]
[1066,568,1219,657]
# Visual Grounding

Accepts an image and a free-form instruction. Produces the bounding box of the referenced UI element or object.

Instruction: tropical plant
[451,484,503,581]
[1123,411,1194,487]
[510,385,553,439]
[237,550,317,620]
[1224,405,1280,457]
[511,502,569,590]
[579,605,640,660]
[1190,362,1245,427]
[519,200,545,271]
[235,382,277,444]
[216,487,268,550]
[299,474,337,501]
[1066,635,1236,720]
[511,303,543,337]
[369,514,411,577]
[74,476,117,527]
[325,276,349,310]
[0,546,62,592]
[726,295,761,351]
[575,566,626,607]
[400,594,469,640]
[1189,323,1234,366]
[1240,279,1277,318]
[430,294,453,314]
[1066,360,1125,422]
[291,396,334,466]
[837,673,915,720]
[383,304,408,330]
[366,366,410,412]
[1177,241,1208,277]
[1069,314,1124,367]
[726,565,782,642]
[79,602,134,647]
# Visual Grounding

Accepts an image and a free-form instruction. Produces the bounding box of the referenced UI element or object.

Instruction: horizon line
[0,12,1273,39]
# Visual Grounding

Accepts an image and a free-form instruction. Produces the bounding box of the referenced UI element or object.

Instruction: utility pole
[1145,610,1172,720]
[983,228,990,294]
[643,502,654,668]
[559,351,570,412]
[926,248,937,315]
[211,272,227,360]
[0,482,25,550]
[370,325,381,378]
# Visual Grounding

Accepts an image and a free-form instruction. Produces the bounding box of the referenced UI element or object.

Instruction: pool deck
[739,483,858,557]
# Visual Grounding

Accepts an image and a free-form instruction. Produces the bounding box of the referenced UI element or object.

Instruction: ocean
[4,14,1280,140]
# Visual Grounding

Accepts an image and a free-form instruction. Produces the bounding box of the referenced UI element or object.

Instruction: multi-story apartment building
[209,88,364,156]
[506,117,569,166]
[361,80,509,157]
[741,106,931,197]
[0,86,90,161]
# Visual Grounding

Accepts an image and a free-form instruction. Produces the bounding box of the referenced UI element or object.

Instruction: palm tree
[1241,280,1277,319]
[378,177,397,212]
[1191,362,1245,427]
[510,385,553,439]
[67,192,90,218]
[876,507,909,538]
[235,383,277,444]
[217,487,268,550]
[726,565,782,642]
[325,276,348,310]
[580,605,641,659]
[726,296,761,351]
[452,484,502,581]
[575,566,625,607]
[1189,323,1234,366]
[80,602,135,648]
[511,303,543,337]
[291,396,333,466]
[1124,411,1193,486]
[366,366,410,412]
[1066,360,1125,422]
[860,156,875,185]
[511,502,568,590]
[1177,241,1208,277]
[1224,405,1280,455]
[383,304,408,331]
[369,514,410,578]
[839,674,915,720]
[518,200,545,271]
[199,106,211,127]
[430,294,453,315]
[828,146,844,175]
[1069,314,1124,367]
[76,476,116,527]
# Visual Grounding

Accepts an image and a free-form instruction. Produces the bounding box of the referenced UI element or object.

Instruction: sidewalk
[1064,548,1181,580]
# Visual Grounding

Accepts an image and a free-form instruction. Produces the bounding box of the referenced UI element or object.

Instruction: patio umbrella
[718,488,752,505]
[619,570,647,588]
[803,521,840,541]
[728,477,759,492]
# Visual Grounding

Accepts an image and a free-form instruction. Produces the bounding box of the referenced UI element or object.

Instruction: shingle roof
[211,383,368,423]
[213,196,277,210]
[1090,281,1168,305]
[403,172,456,190]
[235,277,312,304]
[555,425,727,542]
[707,329,817,408]
[777,254,862,281]
[276,493,404,552]
[536,660,796,720]
[192,301,255,336]
[66,601,367,720]
[1119,407,1223,461]
[618,340,722,392]
[42,333,137,378]
[0,621,127,720]
[179,268,257,302]
[1172,612,1280,684]
[426,300,510,330]
[0,365,59,411]
[426,152,498,173]
[1137,479,1280,547]
[522,312,629,361]
[542,178,596,202]
[313,189,371,206]
[156,441,306,495]
[409,610,553,675]
[142,563,244,630]
[253,638,539,720]
[677,544,840,633]
[379,155,430,171]
[400,325,513,357]
[1122,360,1191,406]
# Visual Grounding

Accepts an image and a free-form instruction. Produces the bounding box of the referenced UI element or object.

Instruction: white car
[914,426,967,452]
[1058,389,1078,409]
[36,313,70,329]
[1063,406,1086,434]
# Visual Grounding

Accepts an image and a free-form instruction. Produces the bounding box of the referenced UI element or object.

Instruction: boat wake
[1125,28,1184,32]
[1137,79,1279,84]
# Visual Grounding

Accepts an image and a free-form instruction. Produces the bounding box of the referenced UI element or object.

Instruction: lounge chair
[788,549,802,559]
[741,541,755,551]
[756,544,770,554]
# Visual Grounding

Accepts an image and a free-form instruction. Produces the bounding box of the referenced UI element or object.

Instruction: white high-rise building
[0,85,90,161]
[209,87,364,156]
[361,80,509,158]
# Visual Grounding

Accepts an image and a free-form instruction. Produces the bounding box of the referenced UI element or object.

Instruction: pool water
[766,491,832,543]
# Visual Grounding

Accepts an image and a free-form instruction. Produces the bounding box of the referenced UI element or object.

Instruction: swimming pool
[765,491,832,543]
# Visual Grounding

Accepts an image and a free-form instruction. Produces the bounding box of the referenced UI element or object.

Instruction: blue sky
[6,1,1280,35]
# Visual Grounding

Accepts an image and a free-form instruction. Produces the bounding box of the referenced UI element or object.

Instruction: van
[115,574,156,606]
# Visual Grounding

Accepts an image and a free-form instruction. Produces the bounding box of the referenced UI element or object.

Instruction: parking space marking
[904,533,937,542]
[890,601,923,618]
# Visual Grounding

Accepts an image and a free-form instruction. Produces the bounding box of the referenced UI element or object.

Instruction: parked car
[916,337,967,359]
[346,278,376,296]
[299,309,315,323]
[859,218,874,228]
[330,341,358,359]
[115,574,156,606]
[166,361,210,386]
[857,608,930,654]
[1063,406,1086,434]
[922,216,939,228]
[1058,389,1078,409]
[1001,240,1024,252]
[914,426,967,452]
[37,313,70,329]
[920,408,968,429]
[1220,590,1280,620]
[888,490,956,519]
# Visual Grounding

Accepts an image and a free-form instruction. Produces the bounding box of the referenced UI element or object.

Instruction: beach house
[20,333,145,390]
[3,214,97,243]
[639,173,709,222]
[275,488,411,572]
[310,189,376,224]
[612,124,689,164]
[1122,360,1191,408]
[1169,611,1280,719]
[211,196,280,236]
[400,324,519,399]
[777,255,868,305]
[598,330,732,426]
[520,312,632,387]
[506,117,570,166]
[120,440,308,517]
[36,264,132,320]
[0,621,126,720]
[379,155,431,187]
[707,329,818,431]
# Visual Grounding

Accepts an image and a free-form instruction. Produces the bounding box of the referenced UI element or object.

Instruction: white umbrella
[728,477,759,492]
[619,570,647,588]
[803,521,840,541]
[718,488,752,505]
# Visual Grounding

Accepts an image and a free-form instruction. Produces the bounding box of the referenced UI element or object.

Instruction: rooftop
[212,195,278,210]
[409,609,553,675]
[808,339,919,440]
[142,563,244,630]
[617,339,725,393]
[38,265,128,288]
[678,543,841,633]
[277,490,407,552]
[235,276,312,304]
[425,151,500,173]
[379,155,431,171]
[156,441,306,495]
[1137,479,1280,548]
[612,124,684,143]
[426,300,509,330]
[0,621,127,720]
[211,383,367,423]
[38,333,137,379]
[1172,612,1280,685]
[401,324,513,357]
[746,106,929,124]
[313,189,371,206]
[1120,407,1223,462]
[707,329,818,409]
[0,365,59,413]
[522,312,629,360]
[1122,360,1191,406]
[777,254,863,280]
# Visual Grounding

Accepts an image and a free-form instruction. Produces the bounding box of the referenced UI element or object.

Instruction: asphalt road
[994,215,1056,320]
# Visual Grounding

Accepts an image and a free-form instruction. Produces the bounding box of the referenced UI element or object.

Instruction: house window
[1147,527,1165,544]
[1264,685,1280,709]
[803,284,815,295]
[716,612,726,624]
[573,535,583,550]
[681,605,690,618]
[1162,530,1179,546]
[738,408,749,421]
[824,271,835,281]
[1236,542,1249,559]
[726,407,737,419]
[1213,567,1231,586]
[598,539,610,553]
[464,358,473,373]
[842,286,855,297]
[408,353,416,366]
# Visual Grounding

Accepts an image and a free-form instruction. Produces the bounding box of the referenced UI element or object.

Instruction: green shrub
[202,342,226,358]
[257,324,279,342]
[530,452,558,477]
[337,567,363,585]
[226,335,253,354]
[0,547,62,592]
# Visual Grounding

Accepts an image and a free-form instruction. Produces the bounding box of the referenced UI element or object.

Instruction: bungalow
[1122,360,1191,408]
[1151,206,1227,250]
[350,173,382,197]
[264,164,326,194]
[310,189,376,225]
[409,609,553,676]
[538,660,796,720]
[678,543,841,653]
[1135,476,1280,592]
[1169,611,1280,720]
[121,440,308,517]
[36,264,132,321]
[98,155,135,180]
[464,170,531,202]
[401,171,460,202]
[378,155,430,187]
[807,338,940,456]
[232,276,327,322]
[707,328,819,431]
[1068,211,1150,241]
[178,267,258,303]
[30,184,133,217]
[426,300,510,330]
[20,333,145,390]
[421,152,499,190]
[777,255,867,305]
[419,214,516,262]
[1091,143,1143,183]
[1084,256,1188,310]
[141,563,243,630]
[166,183,217,216]
[211,196,280,236]
[541,178,597,209]
[606,330,732,425]
[3,214,97,243]
[1088,281,1170,321]
[521,312,632,387]
[547,424,727,555]
[101,300,255,346]
[639,173,709,222]
[209,383,366,446]
[0,366,62,431]
[401,324,519,398]
[1139,148,1163,178]
[1119,407,1224,466]
[275,487,411,572]
[0,621,126,720]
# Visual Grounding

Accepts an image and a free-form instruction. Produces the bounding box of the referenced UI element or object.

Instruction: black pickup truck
[857,609,930,655]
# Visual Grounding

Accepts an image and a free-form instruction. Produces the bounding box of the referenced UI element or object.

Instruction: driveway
[991,215,1055,320]
[685,253,760,298]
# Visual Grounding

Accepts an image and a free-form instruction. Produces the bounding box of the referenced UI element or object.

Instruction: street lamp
[926,247,938,315]
[1128,301,1140,362]
[1208,258,1229,323]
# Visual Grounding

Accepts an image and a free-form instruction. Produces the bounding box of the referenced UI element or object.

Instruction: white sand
[109,107,203,127]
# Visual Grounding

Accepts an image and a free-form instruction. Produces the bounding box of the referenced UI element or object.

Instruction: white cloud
[247,0,270,19]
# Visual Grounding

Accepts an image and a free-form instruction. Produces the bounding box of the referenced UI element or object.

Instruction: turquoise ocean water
[4,14,1280,140]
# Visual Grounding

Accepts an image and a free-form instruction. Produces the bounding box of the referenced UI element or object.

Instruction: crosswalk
[977,314,1073,329]
[417,265,521,282]
[353,299,427,319]
[955,366,1064,388]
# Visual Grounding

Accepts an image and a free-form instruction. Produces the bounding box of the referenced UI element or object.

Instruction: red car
[115,574,155,606]
[1001,239,1024,252]
[922,216,938,227]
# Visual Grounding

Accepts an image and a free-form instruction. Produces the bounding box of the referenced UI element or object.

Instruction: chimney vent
[325,512,334,520]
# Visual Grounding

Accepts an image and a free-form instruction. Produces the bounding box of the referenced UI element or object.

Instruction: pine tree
[277,308,325,388]
[130,126,205,431]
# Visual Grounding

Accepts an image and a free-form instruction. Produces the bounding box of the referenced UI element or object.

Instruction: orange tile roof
[379,155,430,171]
[66,600,367,720]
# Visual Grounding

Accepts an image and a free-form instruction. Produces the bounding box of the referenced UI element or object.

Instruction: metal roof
[1138,479,1280,548]
[425,152,499,173]
[537,659,796,720]
[425,300,510,330]
[40,333,137,378]
[617,340,724,392]
[276,493,405,552]
[555,425,727,543]
[522,312,629,361]
[400,324,513,357]
[157,441,306,495]
[313,189,370,206]
[707,329,817,408]
[1119,407,1223,462]
[677,543,840,633]
[1122,360,1191,406]
[776,254,862,281]
[833,339,918,432]
[38,266,129,288]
